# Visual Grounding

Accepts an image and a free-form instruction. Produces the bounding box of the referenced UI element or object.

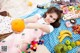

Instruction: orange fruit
[11,18,25,33]
[76,41,80,46]
[28,1,32,6]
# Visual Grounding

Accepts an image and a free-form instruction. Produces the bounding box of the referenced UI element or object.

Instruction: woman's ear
[46,13,48,15]
[43,12,49,18]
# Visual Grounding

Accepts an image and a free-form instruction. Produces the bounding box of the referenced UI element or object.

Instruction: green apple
[63,44,68,52]
[70,42,76,48]
[65,40,71,45]
[67,45,72,50]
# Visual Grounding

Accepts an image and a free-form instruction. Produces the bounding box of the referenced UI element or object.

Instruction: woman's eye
[53,18,56,20]
[50,15,56,20]
[50,15,53,18]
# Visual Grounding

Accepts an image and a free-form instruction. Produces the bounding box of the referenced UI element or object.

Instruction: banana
[58,30,72,42]
[60,30,72,36]
[59,34,70,42]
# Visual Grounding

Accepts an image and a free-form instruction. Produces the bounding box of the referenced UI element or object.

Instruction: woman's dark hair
[43,7,63,28]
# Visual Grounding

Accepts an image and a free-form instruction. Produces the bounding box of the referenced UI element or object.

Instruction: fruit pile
[72,25,80,34]
[26,40,44,52]
[56,30,80,53]
[54,40,80,53]
[65,40,76,50]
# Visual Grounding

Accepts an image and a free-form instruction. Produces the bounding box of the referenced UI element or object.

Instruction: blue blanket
[21,5,80,53]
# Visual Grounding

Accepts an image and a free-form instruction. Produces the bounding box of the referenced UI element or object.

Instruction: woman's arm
[26,23,51,33]
[24,14,41,23]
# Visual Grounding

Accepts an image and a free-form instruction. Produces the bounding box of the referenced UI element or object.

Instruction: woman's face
[45,12,58,24]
